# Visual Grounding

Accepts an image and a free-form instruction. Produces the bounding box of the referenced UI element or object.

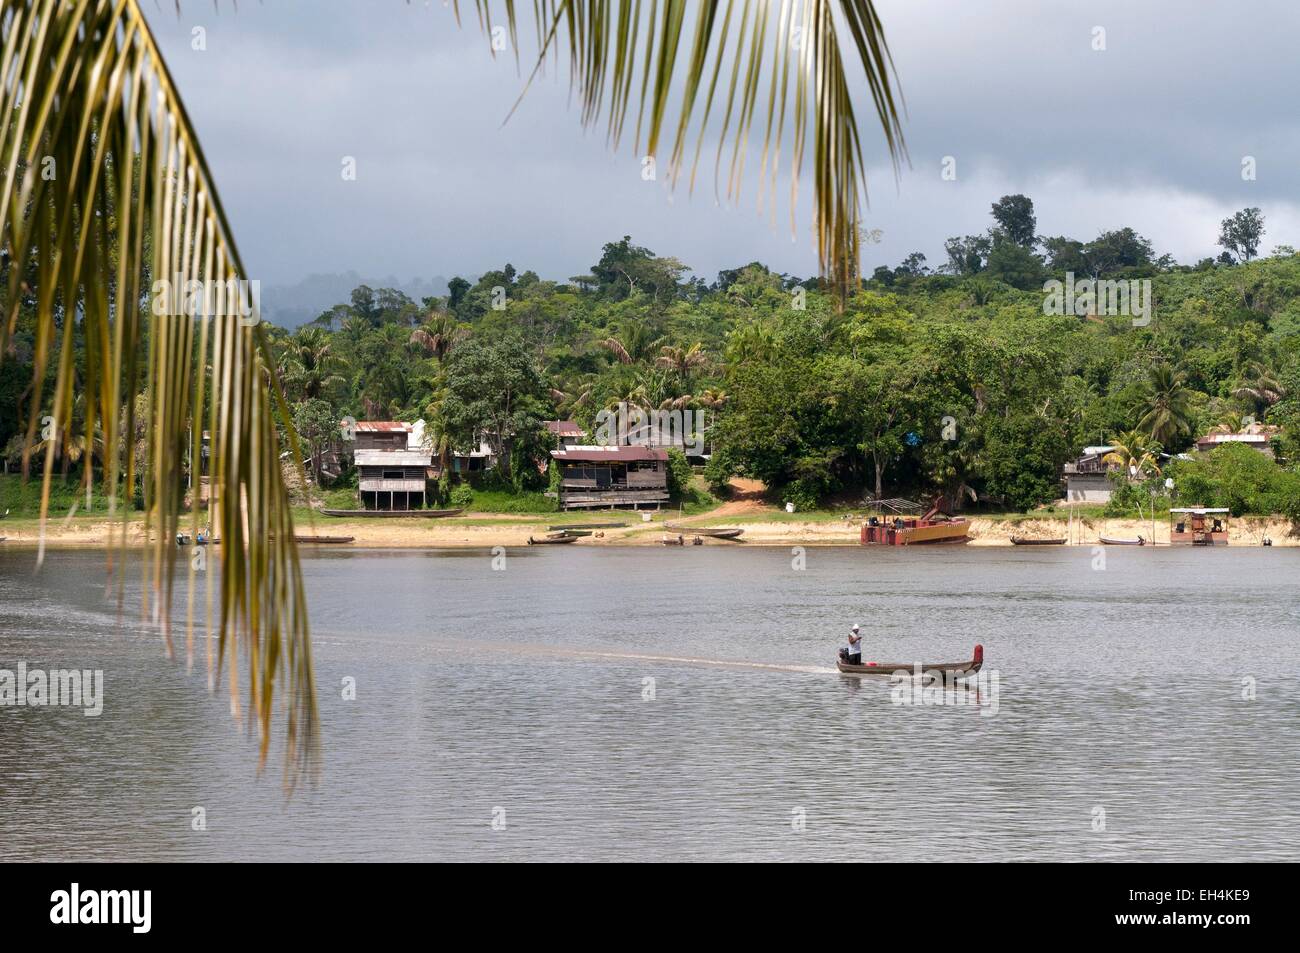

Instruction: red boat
[861,497,970,546]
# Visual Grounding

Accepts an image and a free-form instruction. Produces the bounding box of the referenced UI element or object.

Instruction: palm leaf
[487,0,906,301]
[0,0,318,790]
[3,0,905,792]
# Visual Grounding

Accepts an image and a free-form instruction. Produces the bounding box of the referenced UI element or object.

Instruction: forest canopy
[7,198,1300,516]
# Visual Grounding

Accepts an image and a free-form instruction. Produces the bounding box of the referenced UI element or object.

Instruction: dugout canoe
[1099,535,1146,546]
[837,644,984,678]
[528,534,579,545]
[1010,537,1066,546]
[664,524,744,539]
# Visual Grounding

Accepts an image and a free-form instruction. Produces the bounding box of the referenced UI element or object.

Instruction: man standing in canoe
[844,625,863,665]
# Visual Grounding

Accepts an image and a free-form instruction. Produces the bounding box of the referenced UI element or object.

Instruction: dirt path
[680,477,773,521]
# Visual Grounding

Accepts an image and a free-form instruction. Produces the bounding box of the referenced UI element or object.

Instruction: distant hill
[259,271,458,328]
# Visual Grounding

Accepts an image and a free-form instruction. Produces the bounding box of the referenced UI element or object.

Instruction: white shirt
[848,631,862,654]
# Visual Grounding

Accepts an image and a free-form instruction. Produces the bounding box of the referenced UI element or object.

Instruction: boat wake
[567,649,838,675]
[312,629,839,675]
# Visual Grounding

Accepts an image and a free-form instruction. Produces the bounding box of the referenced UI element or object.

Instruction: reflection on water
[1,545,1297,861]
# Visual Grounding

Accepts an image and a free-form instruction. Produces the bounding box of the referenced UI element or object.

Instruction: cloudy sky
[145,0,1300,296]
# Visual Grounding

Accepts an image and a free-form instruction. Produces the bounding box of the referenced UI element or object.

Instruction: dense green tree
[942,234,990,276]
[440,335,548,480]
[985,237,1044,290]
[990,194,1037,247]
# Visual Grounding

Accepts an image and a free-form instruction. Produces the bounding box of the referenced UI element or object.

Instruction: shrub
[1166,442,1300,516]
[450,483,474,508]
[665,448,693,500]
[702,451,734,496]
[781,480,821,512]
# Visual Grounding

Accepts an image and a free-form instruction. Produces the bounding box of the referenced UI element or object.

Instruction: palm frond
[479,0,906,301]
[0,0,318,789]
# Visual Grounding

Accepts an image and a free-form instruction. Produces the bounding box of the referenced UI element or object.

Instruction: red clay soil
[703,477,773,518]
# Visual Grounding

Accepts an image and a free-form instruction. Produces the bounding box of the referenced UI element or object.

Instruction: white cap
[851,624,860,632]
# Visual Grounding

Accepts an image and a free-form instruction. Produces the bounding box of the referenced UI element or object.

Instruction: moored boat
[1169,507,1229,546]
[665,524,744,539]
[546,522,624,531]
[528,534,578,545]
[861,497,969,545]
[293,535,354,544]
[320,508,462,518]
[661,534,685,546]
[837,644,984,678]
[1010,537,1066,545]
[1099,535,1145,546]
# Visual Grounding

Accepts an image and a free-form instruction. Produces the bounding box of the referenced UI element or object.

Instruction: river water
[1,544,1296,861]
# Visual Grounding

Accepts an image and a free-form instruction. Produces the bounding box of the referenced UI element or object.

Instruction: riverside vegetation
[5,198,1300,524]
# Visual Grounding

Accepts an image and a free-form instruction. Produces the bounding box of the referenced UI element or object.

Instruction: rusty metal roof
[349,420,412,433]
[545,420,587,436]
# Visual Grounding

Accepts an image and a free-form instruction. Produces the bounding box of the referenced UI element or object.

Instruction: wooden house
[1062,445,1120,502]
[551,446,669,510]
[351,420,435,510]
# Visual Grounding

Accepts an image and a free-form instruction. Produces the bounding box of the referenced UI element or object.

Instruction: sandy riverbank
[3,512,1297,549]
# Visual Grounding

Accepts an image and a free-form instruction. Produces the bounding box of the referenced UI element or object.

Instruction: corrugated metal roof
[353,421,411,432]
[1197,433,1268,444]
[355,449,433,466]
[551,445,668,462]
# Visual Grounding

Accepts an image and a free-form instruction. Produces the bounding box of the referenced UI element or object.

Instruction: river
[1,544,1296,861]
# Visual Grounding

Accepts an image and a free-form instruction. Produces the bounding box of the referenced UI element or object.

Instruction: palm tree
[724,320,778,368]
[549,373,598,416]
[1233,360,1286,418]
[698,388,729,410]
[600,320,663,366]
[1208,409,1251,436]
[655,343,709,386]
[279,326,347,402]
[1138,365,1196,447]
[409,312,464,363]
[1103,430,1161,481]
[4,0,904,783]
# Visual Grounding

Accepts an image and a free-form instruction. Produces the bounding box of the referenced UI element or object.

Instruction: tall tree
[1218,208,1266,263]
[990,194,1037,247]
[1138,365,1196,447]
